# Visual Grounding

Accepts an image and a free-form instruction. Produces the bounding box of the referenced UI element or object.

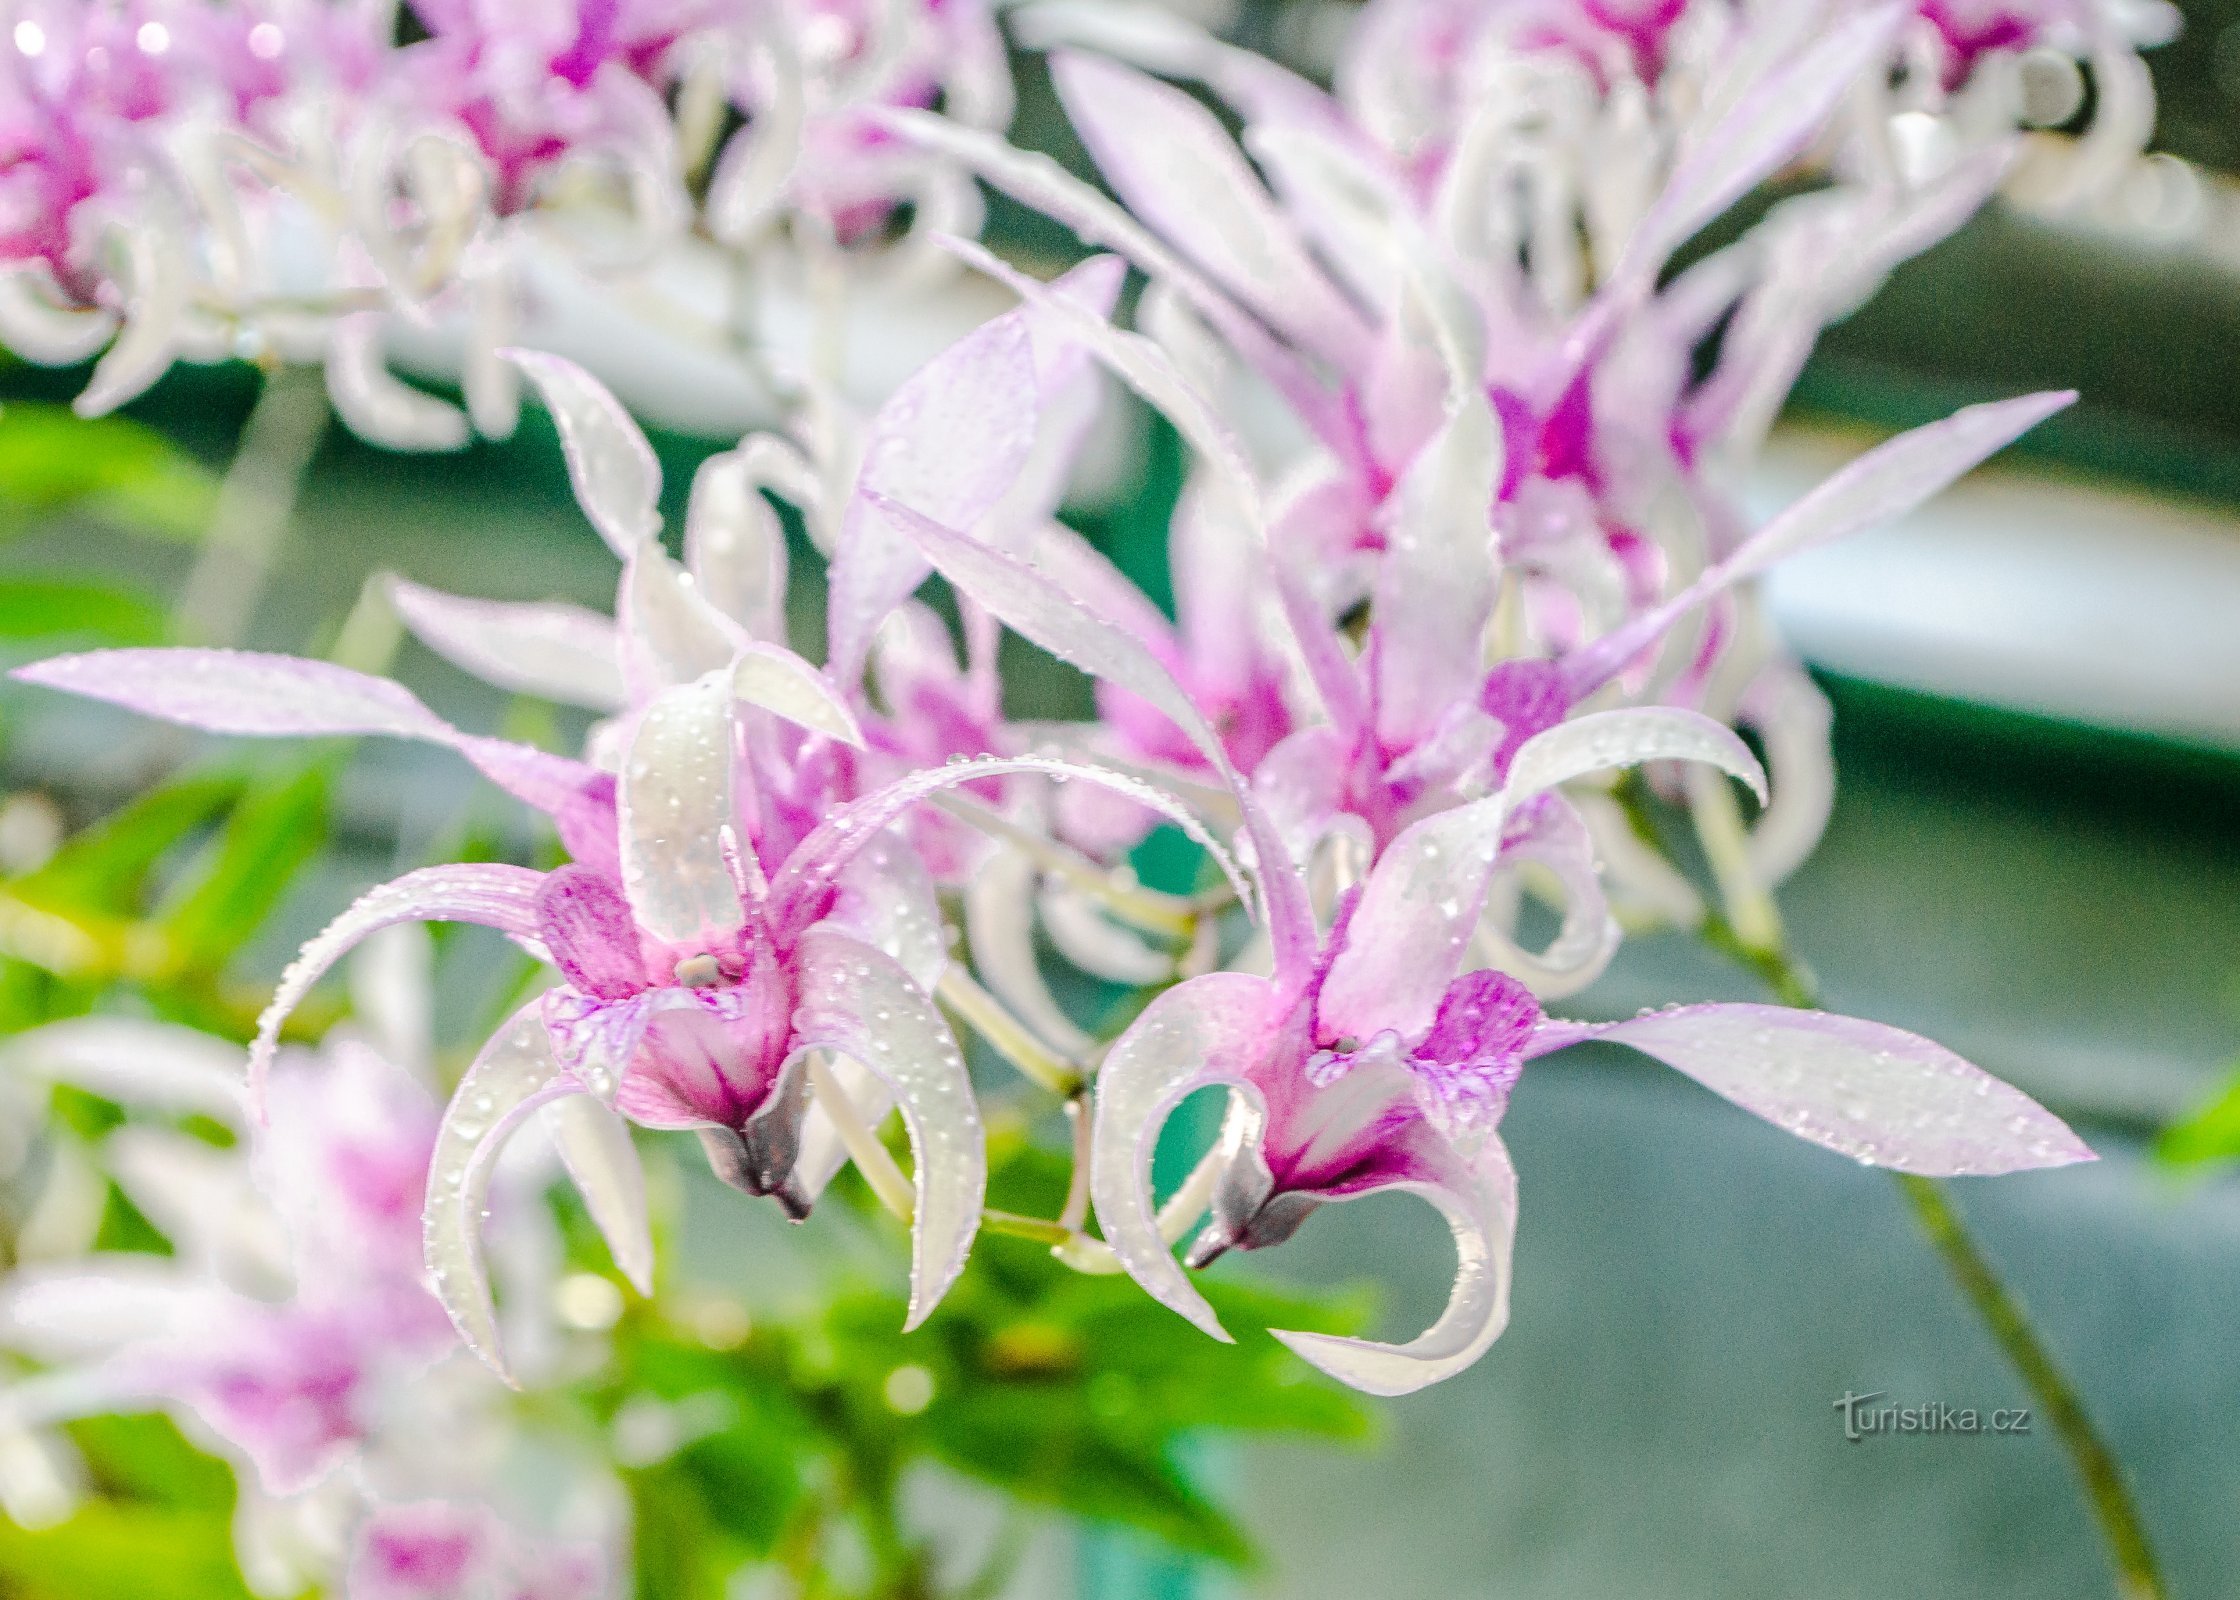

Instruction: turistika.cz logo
[1834,1391,2033,1442]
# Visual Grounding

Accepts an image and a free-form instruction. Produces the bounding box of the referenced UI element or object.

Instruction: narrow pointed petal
[541,1096,653,1294]
[1371,392,1500,749]
[1720,391,2076,585]
[883,115,1346,454]
[388,580,626,712]
[12,650,458,741]
[73,217,186,418]
[936,237,1266,540]
[1089,973,1277,1342]
[618,675,744,946]
[249,865,546,1111]
[1506,708,1767,808]
[733,645,864,748]
[1626,6,1906,276]
[1271,1138,1517,1396]
[1531,1005,2093,1176]
[423,1007,578,1379]
[830,313,1041,681]
[1051,53,1372,369]
[792,931,986,1329]
[771,754,1247,939]
[503,350,662,556]
[965,847,1095,1058]
[327,316,471,451]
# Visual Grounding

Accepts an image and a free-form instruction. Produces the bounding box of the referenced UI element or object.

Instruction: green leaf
[12,776,240,917]
[0,403,219,542]
[66,1415,236,1512]
[0,1502,254,1600]
[0,576,166,643]
[157,760,333,972]
[2157,1062,2240,1166]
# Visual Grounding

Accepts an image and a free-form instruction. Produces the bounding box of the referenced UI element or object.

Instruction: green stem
[1726,930,2163,1600]
[1893,1172,2164,1600]
[173,363,329,646]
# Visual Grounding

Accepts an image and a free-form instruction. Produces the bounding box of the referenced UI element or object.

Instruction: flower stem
[173,363,330,647]
[1892,1171,2163,1600]
[936,967,1085,1097]
[1723,927,2163,1600]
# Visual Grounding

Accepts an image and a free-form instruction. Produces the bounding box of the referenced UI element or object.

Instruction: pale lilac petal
[792,930,986,1329]
[621,548,750,695]
[1738,663,1836,886]
[250,865,548,1112]
[964,846,1095,1058]
[389,580,625,712]
[503,350,662,556]
[1720,391,2077,585]
[829,312,1040,681]
[1270,1137,1517,1396]
[0,1019,246,1125]
[1315,802,1498,1046]
[879,107,1344,450]
[12,650,454,741]
[423,1006,577,1379]
[1534,1005,2094,1174]
[536,867,645,1002]
[1051,53,1371,369]
[685,449,792,643]
[1626,6,1907,276]
[617,675,744,946]
[1088,972,1278,1341]
[1015,1,1332,128]
[540,1096,653,1295]
[733,645,864,748]
[937,237,1268,540]
[826,833,948,993]
[1026,522,1181,650]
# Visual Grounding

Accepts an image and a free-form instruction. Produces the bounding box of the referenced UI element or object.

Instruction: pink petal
[1533,1004,2095,1175]
[250,865,548,1114]
[536,866,646,1001]
[13,649,454,741]
[503,350,661,557]
[1270,1137,1517,1396]
[792,929,988,1328]
[1089,972,1280,1341]
[389,579,625,712]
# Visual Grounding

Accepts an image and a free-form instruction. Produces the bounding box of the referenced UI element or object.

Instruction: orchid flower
[0,938,625,1597]
[1088,754,2093,1397]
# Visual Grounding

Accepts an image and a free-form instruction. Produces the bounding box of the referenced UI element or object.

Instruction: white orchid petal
[541,1096,652,1295]
[685,450,791,642]
[389,579,626,711]
[793,930,985,1329]
[1089,973,1274,1342]
[325,316,471,451]
[0,264,116,365]
[13,649,454,741]
[622,548,749,693]
[0,1019,246,1124]
[965,847,1095,1058]
[732,644,863,748]
[1475,796,1620,1001]
[774,754,1247,936]
[424,1005,575,1379]
[1506,707,1767,807]
[74,215,188,418]
[1271,1138,1517,1396]
[618,674,743,945]
[249,864,547,1111]
[503,350,662,556]
[1539,1005,2094,1175]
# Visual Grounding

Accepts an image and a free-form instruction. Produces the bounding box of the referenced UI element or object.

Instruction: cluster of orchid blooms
[0,0,2179,1592]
